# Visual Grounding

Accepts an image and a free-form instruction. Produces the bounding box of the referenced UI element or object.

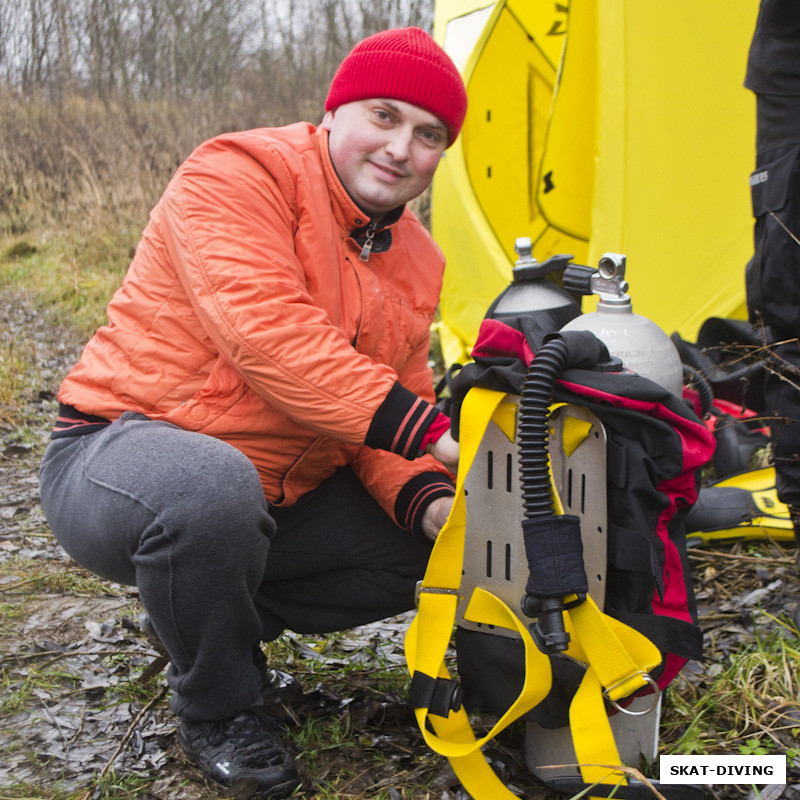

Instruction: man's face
[322,98,448,217]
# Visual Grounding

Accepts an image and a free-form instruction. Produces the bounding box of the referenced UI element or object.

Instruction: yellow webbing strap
[405,387,545,799]
[564,597,662,788]
[405,588,552,798]
[404,387,662,800]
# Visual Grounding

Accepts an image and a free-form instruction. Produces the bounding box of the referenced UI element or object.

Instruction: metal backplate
[456,399,607,635]
[549,404,608,608]
[455,394,660,776]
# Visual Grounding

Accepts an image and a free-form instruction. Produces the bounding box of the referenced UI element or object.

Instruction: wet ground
[1,292,799,799]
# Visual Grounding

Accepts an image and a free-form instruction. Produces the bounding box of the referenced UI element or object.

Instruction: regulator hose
[517,336,570,519]
[517,336,583,653]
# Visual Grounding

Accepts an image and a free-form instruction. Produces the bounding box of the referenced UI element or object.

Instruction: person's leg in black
[254,467,433,641]
[764,337,800,551]
[746,86,800,626]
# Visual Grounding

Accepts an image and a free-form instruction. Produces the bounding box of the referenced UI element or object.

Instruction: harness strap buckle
[408,671,463,716]
[414,580,461,607]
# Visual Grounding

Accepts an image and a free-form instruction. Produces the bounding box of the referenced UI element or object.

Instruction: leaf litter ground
[1,292,799,800]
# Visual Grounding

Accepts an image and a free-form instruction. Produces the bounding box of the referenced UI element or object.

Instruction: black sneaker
[178,706,300,798]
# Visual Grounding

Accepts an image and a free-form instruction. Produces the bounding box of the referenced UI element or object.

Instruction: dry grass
[660,541,800,780]
[0,91,224,237]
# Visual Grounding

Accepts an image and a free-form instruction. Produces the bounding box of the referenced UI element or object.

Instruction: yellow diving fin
[684,467,794,547]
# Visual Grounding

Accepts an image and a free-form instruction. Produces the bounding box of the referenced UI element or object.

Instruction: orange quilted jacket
[57,123,452,524]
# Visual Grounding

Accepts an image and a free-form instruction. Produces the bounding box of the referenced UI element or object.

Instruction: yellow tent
[432,0,758,365]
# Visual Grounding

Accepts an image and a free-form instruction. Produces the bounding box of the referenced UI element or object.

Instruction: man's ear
[320,109,335,130]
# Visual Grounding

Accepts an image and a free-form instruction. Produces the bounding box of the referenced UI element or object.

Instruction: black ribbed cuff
[365,382,440,459]
[395,472,455,540]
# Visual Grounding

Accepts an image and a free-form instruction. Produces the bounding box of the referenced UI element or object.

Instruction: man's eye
[419,130,443,145]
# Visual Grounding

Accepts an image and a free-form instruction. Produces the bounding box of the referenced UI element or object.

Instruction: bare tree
[0,0,435,232]
[1,0,433,101]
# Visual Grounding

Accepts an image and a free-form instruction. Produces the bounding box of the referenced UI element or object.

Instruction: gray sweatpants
[39,413,431,721]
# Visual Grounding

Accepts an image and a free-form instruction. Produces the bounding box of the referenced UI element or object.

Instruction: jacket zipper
[359,220,378,262]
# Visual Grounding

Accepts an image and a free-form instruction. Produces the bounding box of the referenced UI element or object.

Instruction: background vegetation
[0,0,432,240]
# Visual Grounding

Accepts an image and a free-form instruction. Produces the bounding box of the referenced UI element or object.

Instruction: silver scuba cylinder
[560,253,684,397]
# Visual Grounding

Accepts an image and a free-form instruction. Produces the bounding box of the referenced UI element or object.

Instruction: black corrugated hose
[517,336,570,518]
[517,336,587,652]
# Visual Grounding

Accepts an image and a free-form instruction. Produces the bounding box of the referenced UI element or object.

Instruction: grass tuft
[3,240,38,260]
[0,231,132,338]
[662,611,800,761]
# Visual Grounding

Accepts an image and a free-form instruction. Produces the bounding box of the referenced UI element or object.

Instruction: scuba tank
[560,253,684,396]
[486,238,588,330]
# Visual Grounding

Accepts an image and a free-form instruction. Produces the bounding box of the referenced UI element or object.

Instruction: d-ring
[604,673,660,716]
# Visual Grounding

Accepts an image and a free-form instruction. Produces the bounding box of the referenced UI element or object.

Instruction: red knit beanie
[325,27,468,147]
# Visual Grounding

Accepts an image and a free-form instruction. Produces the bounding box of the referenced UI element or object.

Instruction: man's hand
[428,428,459,474]
[420,495,454,542]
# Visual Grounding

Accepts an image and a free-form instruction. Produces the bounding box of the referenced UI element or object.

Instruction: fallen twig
[688,548,793,566]
[539,763,668,800]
